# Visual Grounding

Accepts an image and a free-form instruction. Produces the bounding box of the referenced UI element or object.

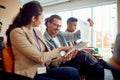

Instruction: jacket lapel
[57,32,68,46]
[33,28,49,51]
[21,27,41,50]
[43,31,57,49]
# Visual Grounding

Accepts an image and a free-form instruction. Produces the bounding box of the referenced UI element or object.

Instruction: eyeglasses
[51,22,62,28]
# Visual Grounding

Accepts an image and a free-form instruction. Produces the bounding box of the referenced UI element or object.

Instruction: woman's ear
[31,16,36,22]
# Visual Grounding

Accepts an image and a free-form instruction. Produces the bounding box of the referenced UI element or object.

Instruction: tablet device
[65,41,88,57]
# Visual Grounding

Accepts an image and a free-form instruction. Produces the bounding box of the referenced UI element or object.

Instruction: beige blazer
[10,26,60,78]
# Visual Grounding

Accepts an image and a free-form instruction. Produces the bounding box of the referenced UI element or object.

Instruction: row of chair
[1,46,120,80]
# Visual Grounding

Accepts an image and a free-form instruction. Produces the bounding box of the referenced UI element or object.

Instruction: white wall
[0,0,20,40]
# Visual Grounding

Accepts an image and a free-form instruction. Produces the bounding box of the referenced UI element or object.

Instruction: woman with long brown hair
[6,1,80,80]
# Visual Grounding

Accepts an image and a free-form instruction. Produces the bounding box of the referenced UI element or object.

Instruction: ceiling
[19,0,70,7]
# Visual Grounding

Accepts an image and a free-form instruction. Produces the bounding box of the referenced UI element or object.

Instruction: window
[92,4,117,59]
[42,3,117,59]
[72,8,91,20]
[57,11,71,31]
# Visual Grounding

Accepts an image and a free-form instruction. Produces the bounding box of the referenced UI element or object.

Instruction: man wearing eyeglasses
[43,14,104,80]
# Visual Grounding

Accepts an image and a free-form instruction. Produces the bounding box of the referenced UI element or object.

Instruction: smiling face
[47,18,62,37]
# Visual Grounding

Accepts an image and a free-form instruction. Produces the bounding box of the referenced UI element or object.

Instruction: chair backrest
[2,47,14,73]
[110,58,120,70]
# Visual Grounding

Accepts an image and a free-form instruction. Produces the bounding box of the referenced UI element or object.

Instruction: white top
[53,36,66,56]
[53,36,62,47]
